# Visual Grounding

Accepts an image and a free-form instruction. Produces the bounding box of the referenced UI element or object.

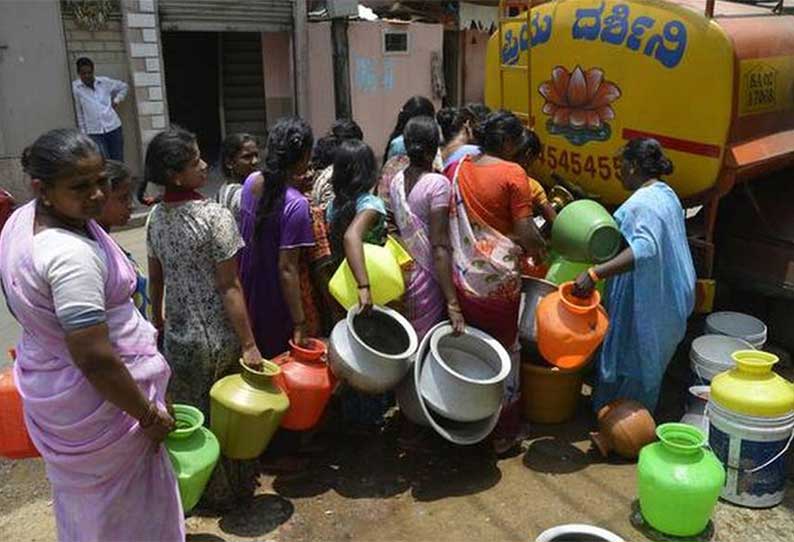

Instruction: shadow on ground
[271,411,502,503]
[218,494,294,537]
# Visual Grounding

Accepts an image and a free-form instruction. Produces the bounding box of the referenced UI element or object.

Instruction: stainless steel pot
[518,276,557,347]
[419,324,510,422]
[397,321,501,445]
[328,305,417,394]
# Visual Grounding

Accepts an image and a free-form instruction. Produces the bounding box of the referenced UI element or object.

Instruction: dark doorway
[162,31,222,164]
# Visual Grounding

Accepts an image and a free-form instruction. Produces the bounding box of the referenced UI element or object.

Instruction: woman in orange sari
[447,111,546,452]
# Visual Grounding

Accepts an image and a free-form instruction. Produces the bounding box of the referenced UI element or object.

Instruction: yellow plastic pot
[711,350,794,417]
[329,235,412,310]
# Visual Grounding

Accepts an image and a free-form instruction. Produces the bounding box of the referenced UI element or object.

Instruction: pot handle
[745,430,794,474]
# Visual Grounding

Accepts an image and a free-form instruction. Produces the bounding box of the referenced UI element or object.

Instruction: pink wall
[348,21,443,161]
[262,31,295,126]
[463,29,489,105]
[307,22,336,138]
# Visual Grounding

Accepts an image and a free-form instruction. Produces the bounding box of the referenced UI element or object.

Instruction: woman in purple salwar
[238,117,316,358]
[0,129,184,541]
[389,116,465,339]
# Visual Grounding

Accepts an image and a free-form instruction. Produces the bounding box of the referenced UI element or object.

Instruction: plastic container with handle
[328,236,412,310]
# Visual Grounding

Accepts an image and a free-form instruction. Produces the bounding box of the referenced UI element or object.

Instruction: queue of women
[0,94,694,541]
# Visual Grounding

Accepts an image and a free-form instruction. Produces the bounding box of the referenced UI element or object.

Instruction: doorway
[162,32,222,164]
[161,31,268,167]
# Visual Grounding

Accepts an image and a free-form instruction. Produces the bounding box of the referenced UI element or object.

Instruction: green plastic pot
[551,200,621,263]
[544,254,605,297]
[638,423,725,537]
[165,404,220,513]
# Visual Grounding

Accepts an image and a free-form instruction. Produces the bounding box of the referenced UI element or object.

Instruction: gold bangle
[587,267,600,283]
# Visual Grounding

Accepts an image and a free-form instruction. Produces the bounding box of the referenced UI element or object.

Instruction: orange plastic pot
[273,339,336,431]
[536,281,608,369]
[0,366,39,459]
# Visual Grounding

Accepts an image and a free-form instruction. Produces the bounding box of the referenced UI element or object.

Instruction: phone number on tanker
[536,145,622,181]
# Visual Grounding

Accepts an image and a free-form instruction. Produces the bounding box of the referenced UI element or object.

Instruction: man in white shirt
[72,57,129,161]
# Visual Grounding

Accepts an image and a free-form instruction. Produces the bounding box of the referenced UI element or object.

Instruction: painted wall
[307,22,335,138]
[262,31,295,127]
[348,21,443,161]
[462,29,490,105]
[307,20,443,160]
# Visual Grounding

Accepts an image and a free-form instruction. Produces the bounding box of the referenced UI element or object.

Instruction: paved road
[0,226,148,368]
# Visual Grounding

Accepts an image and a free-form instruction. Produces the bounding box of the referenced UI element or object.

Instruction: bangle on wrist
[357,284,370,290]
[587,267,600,283]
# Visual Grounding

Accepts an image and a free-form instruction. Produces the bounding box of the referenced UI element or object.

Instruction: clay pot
[590,399,657,459]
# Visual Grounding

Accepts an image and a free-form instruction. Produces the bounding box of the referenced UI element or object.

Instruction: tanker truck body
[485,0,794,294]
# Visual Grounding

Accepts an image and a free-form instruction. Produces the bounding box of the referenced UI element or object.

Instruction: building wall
[307,20,443,158]
[307,22,335,138]
[62,12,142,178]
[120,0,168,167]
[262,32,295,127]
[347,21,443,161]
[462,29,490,105]
[0,0,75,202]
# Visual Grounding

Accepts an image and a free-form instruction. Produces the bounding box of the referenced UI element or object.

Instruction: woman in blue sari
[573,138,695,412]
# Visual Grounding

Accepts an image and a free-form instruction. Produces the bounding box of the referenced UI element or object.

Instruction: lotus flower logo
[538,65,621,146]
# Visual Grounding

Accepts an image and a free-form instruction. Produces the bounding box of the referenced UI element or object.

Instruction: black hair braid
[255,117,313,238]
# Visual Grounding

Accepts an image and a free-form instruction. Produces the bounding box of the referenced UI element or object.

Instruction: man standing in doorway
[72,57,128,161]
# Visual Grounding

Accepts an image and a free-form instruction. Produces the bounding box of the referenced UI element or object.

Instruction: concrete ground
[2,403,794,542]
[2,227,794,541]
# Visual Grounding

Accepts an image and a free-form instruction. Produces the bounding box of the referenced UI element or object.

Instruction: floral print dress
[146,200,245,417]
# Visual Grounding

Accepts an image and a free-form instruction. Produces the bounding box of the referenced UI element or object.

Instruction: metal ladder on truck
[497,0,533,126]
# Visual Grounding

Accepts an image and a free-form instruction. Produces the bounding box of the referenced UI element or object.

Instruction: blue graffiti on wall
[354,55,397,93]
[501,12,553,65]
[572,3,688,68]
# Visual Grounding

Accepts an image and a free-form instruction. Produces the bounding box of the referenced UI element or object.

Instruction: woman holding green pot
[572,139,695,413]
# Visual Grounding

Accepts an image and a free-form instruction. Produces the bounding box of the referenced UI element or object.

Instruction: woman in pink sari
[447,111,546,452]
[389,116,464,339]
[0,129,183,541]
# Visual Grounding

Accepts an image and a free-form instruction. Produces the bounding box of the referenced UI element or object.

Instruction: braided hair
[255,117,313,238]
